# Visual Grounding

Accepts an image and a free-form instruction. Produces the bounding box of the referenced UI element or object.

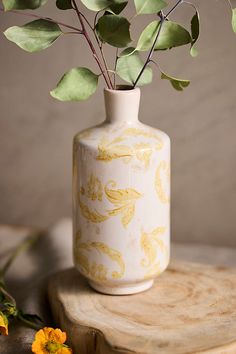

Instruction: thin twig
[94,11,101,30]
[80,12,94,31]
[92,11,113,88]
[133,19,164,87]
[133,0,183,88]
[101,43,113,88]
[71,0,112,88]
[165,0,183,17]
[0,7,83,33]
[114,48,119,88]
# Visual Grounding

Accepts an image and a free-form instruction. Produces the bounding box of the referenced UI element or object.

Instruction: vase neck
[104,87,140,124]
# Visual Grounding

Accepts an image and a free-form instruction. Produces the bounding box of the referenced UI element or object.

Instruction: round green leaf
[3,0,47,11]
[117,48,152,86]
[155,21,192,50]
[161,72,190,91]
[4,20,62,53]
[50,67,99,101]
[80,0,111,11]
[136,20,191,52]
[134,0,167,15]
[136,21,159,51]
[56,0,72,10]
[107,0,128,14]
[96,14,131,47]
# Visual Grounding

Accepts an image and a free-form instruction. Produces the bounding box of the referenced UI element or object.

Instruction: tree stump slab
[48,261,236,354]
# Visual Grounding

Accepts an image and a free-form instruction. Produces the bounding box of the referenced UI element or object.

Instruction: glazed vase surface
[73,87,170,295]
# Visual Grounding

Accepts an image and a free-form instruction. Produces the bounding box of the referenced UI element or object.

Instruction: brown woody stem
[0,7,83,33]
[133,0,183,88]
[71,0,112,89]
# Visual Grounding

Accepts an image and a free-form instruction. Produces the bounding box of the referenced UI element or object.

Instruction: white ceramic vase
[73,87,170,295]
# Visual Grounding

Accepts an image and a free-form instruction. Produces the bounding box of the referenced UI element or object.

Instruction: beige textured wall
[0,1,236,246]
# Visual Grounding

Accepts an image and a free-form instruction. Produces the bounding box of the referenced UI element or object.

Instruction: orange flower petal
[48,328,67,344]
[32,327,69,354]
[56,347,72,354]
[0,312,8,336]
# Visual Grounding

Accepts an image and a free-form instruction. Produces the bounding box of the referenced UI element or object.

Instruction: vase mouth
[104,85,140,94]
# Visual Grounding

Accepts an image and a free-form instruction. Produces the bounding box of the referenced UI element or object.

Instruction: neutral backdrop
[0,0,236,246]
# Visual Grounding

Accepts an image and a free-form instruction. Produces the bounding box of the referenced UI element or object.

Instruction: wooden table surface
[1,219,236,354]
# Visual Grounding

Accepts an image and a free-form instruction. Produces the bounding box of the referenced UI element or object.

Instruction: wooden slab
[48,262,236,354]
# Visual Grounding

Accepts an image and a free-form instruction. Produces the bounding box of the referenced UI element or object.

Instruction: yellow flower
[0,311,8,336]
[32,327,72,354]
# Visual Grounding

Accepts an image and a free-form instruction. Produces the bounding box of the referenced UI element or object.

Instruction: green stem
[17,312,43,330]
[0,232,40,278]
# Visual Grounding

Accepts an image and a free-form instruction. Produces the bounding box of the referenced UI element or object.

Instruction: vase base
[88,279,154,295]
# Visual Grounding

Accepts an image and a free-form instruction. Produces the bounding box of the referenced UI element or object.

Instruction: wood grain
[48,261,236,354]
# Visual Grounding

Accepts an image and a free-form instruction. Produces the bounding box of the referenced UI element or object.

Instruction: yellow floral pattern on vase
[86,174,103,201]
[140,227,167,278]
[96,136,132,162]
[96,128,163,168]
[105,180,142,228]
[78,195,108,223]
[155,160,170,204]
[79,176,142,227]
[74,230,125,281]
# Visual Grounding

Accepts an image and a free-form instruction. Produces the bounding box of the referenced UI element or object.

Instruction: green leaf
[56,0,72,10]
[190,46,198,57]
[4,20,62,53]
[136,21,159,51]
[134,0,167,15]
[161,72,190,91]
[50,67,99,101]
[80,0,111,11]
[96,14,131,47]
[232,8,236,33]
[107,0,128,14]
[116,48,152,86]
[3,303,18,317]
[136,20,191,52]
[190,11,200,57]
[155,20,192,50]
[119,46,136,57]
[2,0,47,10]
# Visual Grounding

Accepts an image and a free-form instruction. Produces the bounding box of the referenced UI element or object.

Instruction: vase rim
[104,85,140,94]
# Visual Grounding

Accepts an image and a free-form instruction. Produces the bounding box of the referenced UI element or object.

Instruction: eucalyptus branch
[133,0,183,87]
[0,7,83,33]
[80,9,113,88]
[133,19,164,87]
[71,0,112,89]
[165,0,183,17]
[80,12,94,31]
[94,11,101,30]
[91,11,113,88]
